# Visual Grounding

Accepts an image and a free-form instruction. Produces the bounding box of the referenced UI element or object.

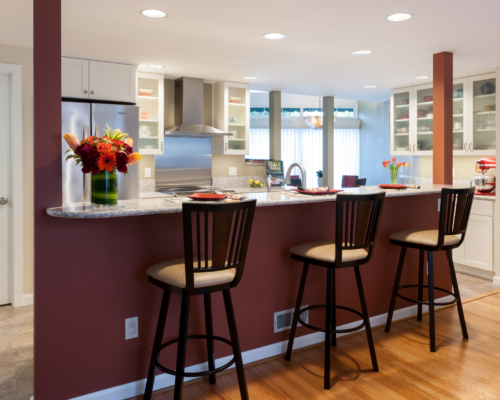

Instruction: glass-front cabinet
[213,81,250,155]
[137,72,164,155]
[470,73,496,155]
[390,88,412,155]
[390,73,496,156]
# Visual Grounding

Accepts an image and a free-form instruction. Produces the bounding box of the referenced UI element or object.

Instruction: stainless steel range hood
[164,77,232,137]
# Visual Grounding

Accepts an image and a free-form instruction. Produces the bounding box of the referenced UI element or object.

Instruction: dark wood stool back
[182,200,256,295]
[335,192,386,267]
[341,175,358,188]
[437,187,475,250]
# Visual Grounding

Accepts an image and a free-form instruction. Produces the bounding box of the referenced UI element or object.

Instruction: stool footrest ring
[154,334,235,377]
[297,305,366,334]
[396,284,457,306]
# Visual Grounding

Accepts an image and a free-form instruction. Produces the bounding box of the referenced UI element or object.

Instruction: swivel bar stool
[385,187,475,352]
[286,192,386,390]
[143,200,256,400]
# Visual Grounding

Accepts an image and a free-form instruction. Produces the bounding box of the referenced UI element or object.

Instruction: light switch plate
[229,167,237,176]
[125,317,138,340]
[145,168,151,178]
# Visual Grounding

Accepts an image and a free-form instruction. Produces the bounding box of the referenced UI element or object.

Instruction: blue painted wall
[359,100,420,185]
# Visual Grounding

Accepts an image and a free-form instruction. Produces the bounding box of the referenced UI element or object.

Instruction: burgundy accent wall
[34,194,449,399]
[33,0,62,397]
[433,52,454,185]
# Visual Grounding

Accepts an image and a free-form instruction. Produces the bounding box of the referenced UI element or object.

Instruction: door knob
[91,91,94,94]
[0,197,8,205]
[84,90,88,94]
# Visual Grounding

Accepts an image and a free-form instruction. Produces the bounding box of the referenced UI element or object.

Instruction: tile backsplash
[140,179,155,192]
[212,176,267,189]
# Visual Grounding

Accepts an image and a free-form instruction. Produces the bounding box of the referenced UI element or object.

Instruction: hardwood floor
[137,290,500,400]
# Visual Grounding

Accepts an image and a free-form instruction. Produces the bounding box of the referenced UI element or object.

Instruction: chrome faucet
[284,162,307,188]
[267,174,273,192]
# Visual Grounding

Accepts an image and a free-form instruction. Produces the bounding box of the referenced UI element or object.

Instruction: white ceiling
[2,0,500,102]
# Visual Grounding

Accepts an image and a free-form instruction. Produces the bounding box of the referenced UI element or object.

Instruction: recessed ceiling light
[243,77,257,80]
[352,50,373,55]
[415,76,429,79]
[148,64,164,69]
[141,9,167,18]
[386,13,413,22]
[262,33,287,40]
[250,90,269,93]
[364,86,377,88]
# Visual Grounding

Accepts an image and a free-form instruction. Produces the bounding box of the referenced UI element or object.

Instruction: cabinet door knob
[0,197,8,205]
[90,91,94,94]
[84,90,88,94]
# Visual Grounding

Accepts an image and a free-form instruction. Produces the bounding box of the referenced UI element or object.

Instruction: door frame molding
[0,63,26,307]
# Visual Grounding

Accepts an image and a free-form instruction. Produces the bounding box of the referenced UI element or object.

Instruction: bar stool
[285,192,386,390]
[385,187,475,352]
[143,200,256,400]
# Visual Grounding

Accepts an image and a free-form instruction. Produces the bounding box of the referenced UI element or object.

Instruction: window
[281,108,301,117]
[250,107,269,116]
[334,107,356,118]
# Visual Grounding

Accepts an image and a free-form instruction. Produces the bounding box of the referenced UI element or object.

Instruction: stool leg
[324,268,333,389]
[385,246,407,332]
[285,263,309,361]
[332,268,336,347]
[144,290,171,400]
[428,251,436,352]
[223,290,249,400]
[174,295,191,400]
[417,249,425,321]
[354,266,379,372]
[204,293,216,385]
[446,249,468,340]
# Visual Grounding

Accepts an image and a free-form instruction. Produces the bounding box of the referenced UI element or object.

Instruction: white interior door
[0,73,11,305]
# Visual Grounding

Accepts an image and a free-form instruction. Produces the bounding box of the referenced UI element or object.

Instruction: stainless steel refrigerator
[62,101,139,204]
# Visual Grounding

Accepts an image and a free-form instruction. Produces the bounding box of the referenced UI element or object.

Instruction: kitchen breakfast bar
[42,185,461,398]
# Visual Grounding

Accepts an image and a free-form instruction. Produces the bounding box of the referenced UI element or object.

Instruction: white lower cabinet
[453,200,494,271]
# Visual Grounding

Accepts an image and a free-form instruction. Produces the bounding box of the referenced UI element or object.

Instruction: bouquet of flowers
[382,157,409,184]
[63,125,141,174]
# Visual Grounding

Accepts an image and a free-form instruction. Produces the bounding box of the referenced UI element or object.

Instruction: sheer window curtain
[247,128,360,188]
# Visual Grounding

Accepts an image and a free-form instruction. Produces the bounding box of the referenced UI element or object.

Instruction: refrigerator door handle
[95,125,99,137]
[83,126,90,201]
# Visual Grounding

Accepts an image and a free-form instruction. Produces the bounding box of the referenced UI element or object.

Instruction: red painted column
[33,0,61,398]
[433,52,453,184]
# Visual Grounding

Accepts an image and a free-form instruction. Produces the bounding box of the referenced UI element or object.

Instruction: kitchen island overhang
[39,186,460,399]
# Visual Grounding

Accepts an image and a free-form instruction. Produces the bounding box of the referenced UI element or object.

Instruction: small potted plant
[316,170,323,187]
[382,157,409,184]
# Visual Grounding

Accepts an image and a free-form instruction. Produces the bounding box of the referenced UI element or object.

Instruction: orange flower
[124,137,133,147]
[406,163,410,167]
[392,157,396,162]
[397,162,402,167]
[97,142,112,153]
[382,161,388,168]
[80,136,94,145]
[98,152,116,172]
[63,133,81,150]
[127,152,141,165]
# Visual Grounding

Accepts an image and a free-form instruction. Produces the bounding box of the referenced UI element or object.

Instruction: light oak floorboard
[134,290,500,400]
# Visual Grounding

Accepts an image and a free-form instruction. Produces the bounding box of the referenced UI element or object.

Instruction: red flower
[392,157,396,162]
[115,151,128,173]
[98,152,117,172]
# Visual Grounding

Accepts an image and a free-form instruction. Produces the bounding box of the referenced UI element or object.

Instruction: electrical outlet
[125,317,138,340]
[229,167,237,176]
[145,168,151,178]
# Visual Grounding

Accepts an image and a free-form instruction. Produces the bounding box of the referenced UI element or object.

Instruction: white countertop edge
[47,184,477,219]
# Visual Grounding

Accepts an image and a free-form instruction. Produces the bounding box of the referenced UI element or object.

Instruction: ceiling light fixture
[250,90,269,93]
[303,98,336,129]
[364,86,377,88]
[148,64,164,68]
[141,9,167,18]
[352,50,373,55]
[386,13,413,22]
[262,33,287,40]
[415,76,429,79]
[243,77,257,80]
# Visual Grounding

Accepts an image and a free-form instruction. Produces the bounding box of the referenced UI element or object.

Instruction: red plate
[187,193,228,201]
[378,184,407,189]
[294,189,344,195]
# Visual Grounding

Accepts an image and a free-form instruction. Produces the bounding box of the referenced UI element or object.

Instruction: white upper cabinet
[61,57,137,104]
[137,72,164,155]
[61,57,89,98]
[213,81,250,155]
[390,73,495,156]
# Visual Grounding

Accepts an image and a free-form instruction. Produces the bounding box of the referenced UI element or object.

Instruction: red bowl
[187,193,228,201]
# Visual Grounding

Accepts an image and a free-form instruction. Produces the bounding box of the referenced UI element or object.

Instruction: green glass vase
[91,169,118,207]
[390,169,398,185]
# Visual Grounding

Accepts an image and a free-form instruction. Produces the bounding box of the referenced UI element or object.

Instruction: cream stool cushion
[289,241,368,263]
[147,258,236,289]
[389,229,461,247]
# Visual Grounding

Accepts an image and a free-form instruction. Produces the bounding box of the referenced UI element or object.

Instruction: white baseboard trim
[493,276,500,287]
[14,293,33,307]
[67,295,454,400]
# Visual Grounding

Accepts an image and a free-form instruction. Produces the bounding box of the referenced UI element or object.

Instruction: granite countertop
[474,194,496,201]
[46,184,476,219]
